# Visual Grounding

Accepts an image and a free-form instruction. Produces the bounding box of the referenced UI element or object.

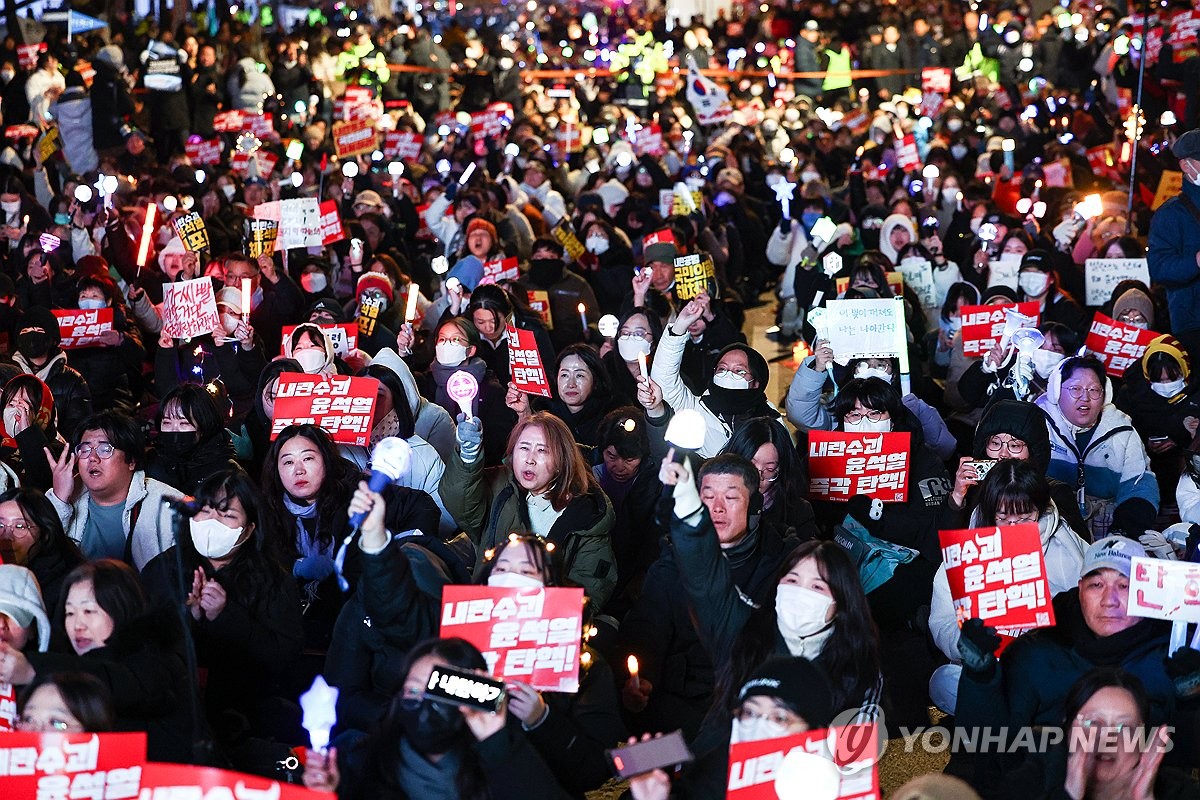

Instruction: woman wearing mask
[409,318,514,467]
[442,411,616,608]
[63,277,145,417]
[879,214,917,266]
[647,296,778,458]
[1016,251,1087,335]
[578,220,636,312]
[1108,284,1156,333]
[721,418,818,542]
[347,272,399,358]
[140,467,303,748]
[506,345,618,449]
[929,281,979,372]
[0,375,61,491]
[928,460,1088,715]
[956,318,1079,412]
[283,324,339,376]
[144,383,239,492]
[602,307,662,409]
[0,489,84,617]
[15,672,114,733]
[9,307,92,441]
[296,257,337,304]
[0,560,195,762]
[304,637,572,799]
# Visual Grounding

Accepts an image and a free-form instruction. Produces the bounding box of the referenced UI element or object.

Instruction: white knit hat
[0,564,51,653]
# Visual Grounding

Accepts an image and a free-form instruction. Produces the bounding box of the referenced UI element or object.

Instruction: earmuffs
[1046,355,1112,406]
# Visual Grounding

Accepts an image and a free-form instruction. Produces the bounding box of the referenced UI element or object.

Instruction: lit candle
[627,655,640,689]
[241,278,252,317]
[637,351,648,380]
[135,203,156,272]
[578,302,588,331]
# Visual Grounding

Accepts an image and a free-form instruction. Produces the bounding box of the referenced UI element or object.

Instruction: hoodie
[879,214,918,265]
[372,348,456,465]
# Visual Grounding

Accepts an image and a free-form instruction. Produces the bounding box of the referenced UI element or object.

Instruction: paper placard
[439,584,585,692]
[897,258,936,308]
[271,373,379,447]
[171,212,209,252]
[1042,160,1070,188]
[138,763,333,799]
[819,298,906,362]
[1153,171,1183,211]
[727,724,880,800]
[807,431,911,503]
[1084,258,1151,307]
[230,149,278,179]
[674,253,716,301]
[162,277,220,340]
[0,732,148,796]
[1129,556,1200,623]
[921,67,952,94]
[479,257,520,286]
[254,198,323,252]
[184,137,222,166]
[383,130,423,161]
[894,134,921,173]
[551,220,586,262]
[54,308,114,348]
[332,118,379,159]
[959,302,1041,358]
[507,324,552,397]
[1084,313,1159,378]
[246,219,279,259]
[987,256,1023,292]
[319,200,346,246]
[527,291,553,330]
[281,323,358,358]
[939,524,1055,629]
[658,188,704,218]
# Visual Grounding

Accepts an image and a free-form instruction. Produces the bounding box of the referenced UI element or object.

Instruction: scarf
[12,351,67,384]
[780,622,835,660]
[702,384,775,420]
[283,494,326,557]
[370,409,401,448]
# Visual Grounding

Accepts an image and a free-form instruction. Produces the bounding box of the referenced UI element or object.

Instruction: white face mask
[190,517,245,560]
[941,186,959,204]
[947,119,964,132]
[219,184,236,201]
[1,201,19,216]
[435,341,469,366]
[712,369,751,389]
[951,144,969,160]
[1018,272,1050,297]
[800,171,820,184]
[617,336,652,362]
[730,715,790,744]
[487,571,544,590]
[294,348,327,373]
[1152,379,1186,399]
[585,236,609,255]
[685,176,705,190]
[301,272,327,293]
[854,366,892,382]
[221,313,241,335]
[1031,348,1065,379]
[844,416,892,433]
[775,583,834,639]
[0,70,13,83]
[3,406,22,436]
[1123,320,1150,331]
[78,298,106,310]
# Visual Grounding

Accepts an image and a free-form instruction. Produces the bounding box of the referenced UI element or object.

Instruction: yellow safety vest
[822,47,853,91]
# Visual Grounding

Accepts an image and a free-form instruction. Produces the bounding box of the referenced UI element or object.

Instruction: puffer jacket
[51,87,98,174]
[1148,177,1200,336]
[375,347,457,465]
[3,353,92,443]
[441,448,617,608]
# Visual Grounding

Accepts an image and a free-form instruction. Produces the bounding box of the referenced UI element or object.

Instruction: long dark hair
[552,344,611,407]
[156,382,224,440]
[368,638,491,800]
[18,671,114,732]
[719,541,881,718]
[476,534,562,587]
[723,417,808,530]
[57,560,147,648]
[1062,667,1150,733]
[1,375,57,439]
[975,460,1052,524]
[0,487,81,568]
[261,424,360,552]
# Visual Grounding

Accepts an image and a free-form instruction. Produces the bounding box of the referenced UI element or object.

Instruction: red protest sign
[0,732,147,797]
[4,125,39,141]
[894,135,921,173]
[53,308,114,349]
[479,257,519,286]
[939,524,1055,630]
[384,130,422,161]
[506,324,551,397]
[0,682,15,730]
[807,432,910,503]
[162,277,220,340]
[1085,313,1159,378]
[281,324,358,357]
[138,762,334,799]
[633,123,664,156]
[332,119,379,159]
[333,86,379,122]
[185,137,223,166]
[319,200,346,246]
[470,103,513,138]
[1168,10,1200,63]
[727,724,880,800]
[440,584,585,692]
[1086,145,1120,181]
[271,373,378,447]
[959,302,1040,358]
[231,149,278,178]
[211,109,245,133]
[553,123,583,159]
[17,44,44,71]
[921,67,952,94]
[241,113,274,137]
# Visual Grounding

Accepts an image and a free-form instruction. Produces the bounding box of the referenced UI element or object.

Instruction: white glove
[1052,217,1084,251]
[671,458,702,519]
[1139,530,1180,561]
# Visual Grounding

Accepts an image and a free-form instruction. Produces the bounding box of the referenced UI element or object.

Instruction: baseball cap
[1080,535,1147,579]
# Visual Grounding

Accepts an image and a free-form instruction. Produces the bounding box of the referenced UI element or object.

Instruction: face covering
[190,517,245,560]
[941,187,960,204]
[855,366,892,382]
[1,201,19,216]
[800,171,820,184]
[487,571,544,590]
[844,416,892,433]
[947,118,964,132]
[775,583,834,639]
[1122,320,1150,331]
[800,211,822,231]
[617,336,652,362]
[219,184,236,201]
[685,176,705,190]
[78,298,106,311]
[1018,272,1050,297]
[527,258,563,285]
[435,341,469,366]
[712,369,751,390]
[585,236,609,255]
[294,348,327,373]
[0,70,13,83]
[1152,379,1186,399]
[951,144,969,160]
[157,430,199,455]
[399,698,465,756]
[221,313,241,335]
[730,715,791,744]
[301,272,327,293]
[17,332,52,360]
[3,407,22,436]
[1031,348,1066,379]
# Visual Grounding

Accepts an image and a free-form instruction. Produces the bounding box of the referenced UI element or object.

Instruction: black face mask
[398,698,465,756]
[17,332,52,361]
[157,431,200,455]
[527,258,563,286]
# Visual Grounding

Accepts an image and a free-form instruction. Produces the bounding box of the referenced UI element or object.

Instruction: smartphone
[607,731,694,779]
[423,665,505,713]
[971,459,998,481]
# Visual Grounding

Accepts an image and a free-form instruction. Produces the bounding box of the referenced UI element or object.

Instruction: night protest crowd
[0,0,1199,797]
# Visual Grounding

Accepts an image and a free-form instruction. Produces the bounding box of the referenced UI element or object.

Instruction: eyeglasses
[757,465,779,483]
[985,436,1028,456]
[843,409,887,424]
[437,336,469,347]
[0,519,35,537]
[733,705,800,728]
[1063,384,1104,400]
[715,367,752,379]
[75,443,116,459]
[619,329,652,340]
[994,512,1038,526]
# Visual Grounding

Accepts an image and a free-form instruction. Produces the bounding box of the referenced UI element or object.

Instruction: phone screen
[607,731,694,779]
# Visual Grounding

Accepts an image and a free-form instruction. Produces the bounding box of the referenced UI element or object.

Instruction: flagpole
[1124,0,1151,235]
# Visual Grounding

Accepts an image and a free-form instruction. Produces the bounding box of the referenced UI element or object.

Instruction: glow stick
[136,203,156,272]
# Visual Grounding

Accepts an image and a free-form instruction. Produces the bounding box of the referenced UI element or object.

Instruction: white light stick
[299,675,339,751]
[772,179,796,220]
[405,283,419,323]
[459,162,477,185]
[665,408,706,450]
[241,278,252,317]
[637,351,648,379]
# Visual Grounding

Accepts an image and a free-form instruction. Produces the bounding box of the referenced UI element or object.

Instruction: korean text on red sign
[54,308,113,349]
[440,585,585,693]
[1084,312,1159,378]
[271,373,379,447]
[161,277,220,340]
[0,731,146,799]
[1129,556,1200,623]
[507,324,552,397]
[727,724,880,800]
[333,119,380,158]
[136,762,334,799]
[807,431,910,503]
[480,257,520,286]
[939,524,1055,629]
[959,302,1041,358]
